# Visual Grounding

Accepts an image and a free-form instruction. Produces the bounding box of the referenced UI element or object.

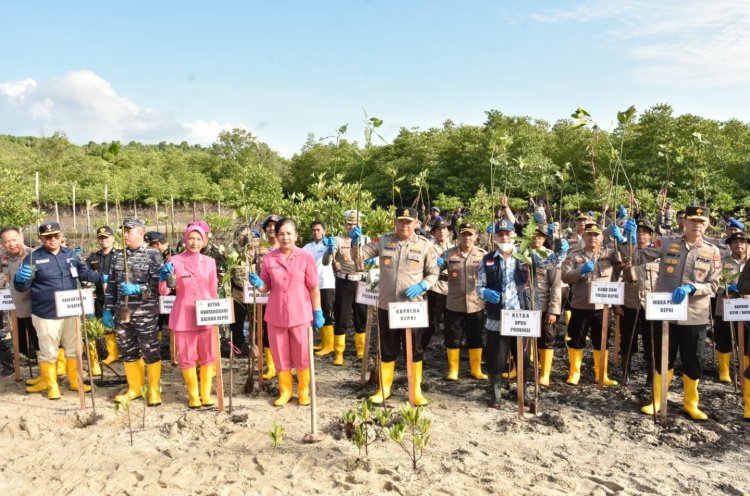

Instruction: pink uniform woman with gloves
[247,218,325,406]
[159,224,218,408]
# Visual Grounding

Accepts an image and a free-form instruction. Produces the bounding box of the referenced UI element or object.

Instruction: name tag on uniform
[70,265,78,278]
[407,252,421,262]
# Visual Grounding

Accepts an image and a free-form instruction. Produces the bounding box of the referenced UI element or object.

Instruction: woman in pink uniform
[159,224,218,408]
[248,218,325,406]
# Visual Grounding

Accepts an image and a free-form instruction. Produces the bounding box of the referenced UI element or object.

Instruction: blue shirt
[14,246,101,319]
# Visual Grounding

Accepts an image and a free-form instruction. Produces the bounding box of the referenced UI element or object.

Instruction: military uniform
[443,223,486,380]
[250,214,281,379]
[422,220,452,349]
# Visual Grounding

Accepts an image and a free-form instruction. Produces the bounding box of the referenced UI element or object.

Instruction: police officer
[253,214,281,379]
[530,225,562,386]
[623,206,720,419]
[14,222,101,400]
[104,218,163,406]
[561,222,621,387]
[145,230,175,359]
[443,222,487,380]
[356,207,439,406]
[421,219,451,349]
[86,226,118,368]
[228,225,253,357]
[321,210,369,363]
[713,231,747,383]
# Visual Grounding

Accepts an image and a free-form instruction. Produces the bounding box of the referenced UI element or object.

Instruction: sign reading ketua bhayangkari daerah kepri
[195,298,235,325]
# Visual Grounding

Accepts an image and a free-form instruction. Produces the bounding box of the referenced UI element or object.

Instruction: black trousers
[16,317,39,356]
[321,288,335,326]
[230,299,249,348]
[377,309,424,362]
[443,310,484,349]
[714,317,750,354]
[334,278,367,335]
[619,306,654,371]
[653,323,707,380]
[568,309,607,350]
[421,291,447,347]
[486,331,530,377]
[538,320,557,349]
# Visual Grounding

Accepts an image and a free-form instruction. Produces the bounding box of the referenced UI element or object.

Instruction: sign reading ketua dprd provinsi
[722,298,750,322]
[242,282,269,304]
[645,292,688,321]
[54,289,95,318]
[589,281,625,305]
[159,295,175,314]
[388,301,428,329]
[0,289,15,311]
[500,309,542,337]
[195,298,234,326]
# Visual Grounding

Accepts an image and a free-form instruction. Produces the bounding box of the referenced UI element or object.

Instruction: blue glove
[74,247,83,256]
[671,284,695,304]
[610,224,626,244]
[559,239,569,253]
[580,260,595,275]
[404,281,428,299]
[159,262,174,281]
[365,257,376,265]
[102,310,115,329]
[120,282,142,296]
[437,256,445,268]
[617,205,627,220]
[349,226,362,246]
[482,288,501,304]
[101,274,109,284]
[248,272,264,290]
[251,229,262,238]
[322,235,337,252]
[623,218,637,244]
[546,224,555,236]
[486,224,495,234]
[14,264,32,284]
[728,283,739,294]
[313,309,325,330]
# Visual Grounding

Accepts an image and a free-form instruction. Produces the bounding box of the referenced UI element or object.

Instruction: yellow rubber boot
[564,310,572,342]
[333,334,346,366]
[56,348,67,377]
[199,364,215,407]
[297,368,310,406]
[45,361,61,400]
[115,359,145,403]
[26,361,51,393]
[355,332,366,360]
[641,369,674,415]
[274,370,293,406]
[182,367,201,408]
[26,352,44,386]
[744,355,749,371]
[102,333,120,365]
[445,348,459,380]
[469,348,488,380]
[592,350,618,386]
[262,348,277,380]
[412,361,429,406]
[566,348,583,385]
[743,377,750,420]
[146,362,162,406]
[539,348,554,386]
[717,352,731,383]
[501,364,517,380]
[67,359,91,392]
[314,325,334,357]
[682,375,708,420]
[370,361,395,404]
[89,343,102,377]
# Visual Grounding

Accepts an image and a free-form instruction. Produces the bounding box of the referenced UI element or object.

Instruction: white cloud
[530,0,750,88]
[0,70,237,145]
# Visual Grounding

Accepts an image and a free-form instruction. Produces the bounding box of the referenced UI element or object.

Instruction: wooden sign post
[54,289,96,411]
[389,301,429,407]
[613,313,621,366]
[356,280,379,385]
[501,309,542,417]
[195,298,234,413]
[589,282,624,389]
[303,326,325,443]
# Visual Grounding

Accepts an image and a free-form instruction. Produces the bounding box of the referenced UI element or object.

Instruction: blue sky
[1,1,748,157]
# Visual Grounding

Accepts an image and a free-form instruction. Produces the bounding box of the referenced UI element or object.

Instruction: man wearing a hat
[613,219,659,386]
[103,218,164,406]
[14,222,102,400]
[568,211,591,252]
[321,210,369,363]
[145,231,175,359]
[86,225,117,369]
[250,214,281,379]
[355,206,439,406]
[712,231,747,384]
[621,206,721,420]
[561,221,621,388]
[421,218,452,350]
[442,222,487,381]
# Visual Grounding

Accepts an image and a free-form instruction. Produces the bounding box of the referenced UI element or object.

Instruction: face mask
[496,242,514,253]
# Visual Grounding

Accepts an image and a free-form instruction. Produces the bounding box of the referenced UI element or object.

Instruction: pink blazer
[259,247,319,328]
[159,252,218,332]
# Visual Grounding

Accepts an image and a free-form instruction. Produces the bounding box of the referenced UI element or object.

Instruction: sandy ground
[1,329,749,496]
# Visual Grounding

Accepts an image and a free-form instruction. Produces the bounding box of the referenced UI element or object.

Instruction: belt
[336,272,364,281]
[438,274,449,281]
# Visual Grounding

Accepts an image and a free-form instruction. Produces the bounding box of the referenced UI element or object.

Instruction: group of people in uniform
[1,200,748,421]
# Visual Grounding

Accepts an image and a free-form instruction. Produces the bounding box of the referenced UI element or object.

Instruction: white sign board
[195,298,235,326]
[159,295,175,314]
[356,281,379,306]
[388,301,429,329]
[645,292,688,321]
[368,268,380,284]
[0,289,15,311]
[500,309,542,337]
[589,281,625,305]
[54,289,95,318]
[722,298,750,322]
[242,282,269,304]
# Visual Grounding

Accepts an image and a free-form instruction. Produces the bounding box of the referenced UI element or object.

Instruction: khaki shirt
[357,233,439,310]
[430,239,452,295]
[1,246,33,318]
[622,259,660,310]
[714,255,745,317]
[535,247,562,315]
[323,235,368,275]
[633,235,720,326]
[444,245,486,313]
[561,248,620,310]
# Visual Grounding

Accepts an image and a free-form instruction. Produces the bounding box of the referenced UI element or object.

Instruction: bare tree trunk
[192,201,197,221]
[154,199,159,232]
[133,200,137,219]
[218,200,221,215]
[170,196,175,238]
[104,185,109,226]
[115,199,121,229]
[202,201,207,217]
[54,202,60,224]
[72,184,77,233]
[86,200,91,236]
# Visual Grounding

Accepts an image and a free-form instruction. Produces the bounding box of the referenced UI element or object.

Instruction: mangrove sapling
[140,384,149,428]
[388,403,432,472]
[343,399,393,459]
[269,421,284,454]
[114,395,134,447]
